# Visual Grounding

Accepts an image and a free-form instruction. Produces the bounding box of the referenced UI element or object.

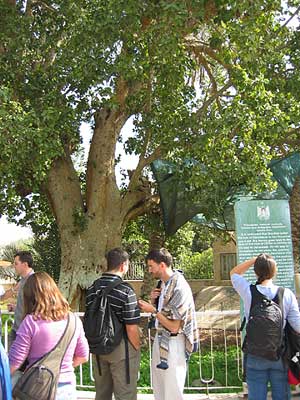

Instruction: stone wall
[128,279,233,298]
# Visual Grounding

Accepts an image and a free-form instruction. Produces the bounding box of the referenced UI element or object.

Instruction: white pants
[152,333,187,400]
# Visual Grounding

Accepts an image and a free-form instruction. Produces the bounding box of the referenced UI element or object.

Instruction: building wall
[212,237,237,284]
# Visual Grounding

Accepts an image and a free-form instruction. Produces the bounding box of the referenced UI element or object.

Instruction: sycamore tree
[1,0,300,305]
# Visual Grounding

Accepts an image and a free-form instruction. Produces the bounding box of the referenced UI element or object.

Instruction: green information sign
[234,199,294,291]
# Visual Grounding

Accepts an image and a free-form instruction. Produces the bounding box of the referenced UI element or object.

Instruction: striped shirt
[85,273,140,325]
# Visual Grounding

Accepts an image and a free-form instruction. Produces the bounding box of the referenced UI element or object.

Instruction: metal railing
[125,262,145,280]
[124,261,212,281]
[2,310,243,395]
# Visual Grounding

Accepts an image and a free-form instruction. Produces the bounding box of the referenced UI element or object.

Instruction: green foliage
[1,1,299,218]
[72,207,88,234]
[188,347,242,391]
[1,239,32,263]
[29,222,61,282]
[123,218,215,280]
[192,225,220,253]
[122,217,150,260]
[75,347,242,392]
[166,222,196,258]
[165,222,216,279]
[1,0,300,290]
[179,248,214,280]
[137,348,152,388]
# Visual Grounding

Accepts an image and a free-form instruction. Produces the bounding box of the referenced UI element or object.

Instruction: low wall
[127,279,232,297]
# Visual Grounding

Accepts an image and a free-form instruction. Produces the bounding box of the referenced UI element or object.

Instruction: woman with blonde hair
[8,272,89,400]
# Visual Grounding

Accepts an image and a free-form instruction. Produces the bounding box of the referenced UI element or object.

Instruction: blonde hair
[23,272,70,321]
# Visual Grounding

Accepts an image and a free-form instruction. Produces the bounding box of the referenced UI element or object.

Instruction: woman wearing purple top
[9,272,89,400]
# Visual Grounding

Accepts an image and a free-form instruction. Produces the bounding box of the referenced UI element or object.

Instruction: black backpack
[83,279,124,355]
[243,285,285,361]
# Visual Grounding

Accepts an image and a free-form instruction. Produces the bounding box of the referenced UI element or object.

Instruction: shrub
[179,248,213,279]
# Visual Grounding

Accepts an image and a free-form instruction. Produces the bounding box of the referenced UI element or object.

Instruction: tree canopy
[1,0,300,302]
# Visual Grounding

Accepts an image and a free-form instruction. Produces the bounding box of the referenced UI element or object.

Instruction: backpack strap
[250,284,284,305]
[103,278,123,295]
[95,278,122,296]
[95,278,131,384]
[39,312,77,367]
[240,316,246,332]
[273,287,284,309]
[241,285,260,330]
[249,284,264,310]
[273,287,285,328]
[249,284,285,320]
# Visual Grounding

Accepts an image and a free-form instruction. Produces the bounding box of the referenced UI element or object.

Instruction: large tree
[1,0,300,305]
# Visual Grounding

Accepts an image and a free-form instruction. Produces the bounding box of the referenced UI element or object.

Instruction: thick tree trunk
[46,149,124,308]
[59,222,122,310]
[45,93,156,308]
[140,229,165,301]
[289,177,300,273]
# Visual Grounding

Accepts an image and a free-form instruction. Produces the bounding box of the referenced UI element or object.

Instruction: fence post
[242,382,248,398]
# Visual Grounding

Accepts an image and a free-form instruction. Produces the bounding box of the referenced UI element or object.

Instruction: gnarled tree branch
[195,81,232,119]
[122,194,160,228]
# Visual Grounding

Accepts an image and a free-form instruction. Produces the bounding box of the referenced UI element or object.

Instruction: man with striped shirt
[86,248,140,400]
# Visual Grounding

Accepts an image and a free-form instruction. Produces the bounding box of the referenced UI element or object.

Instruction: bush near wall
[178,248,213,280]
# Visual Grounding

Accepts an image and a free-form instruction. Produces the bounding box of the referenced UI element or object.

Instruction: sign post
[234,199,294,291]
[234,199,295,395]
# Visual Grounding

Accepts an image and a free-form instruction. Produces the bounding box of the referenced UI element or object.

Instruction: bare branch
[195,53,225,111]
[126,146,162,193]
[122,194,160,227]
[31,0,58,13]
[197,54,217,93]
[186,38,232,71]
[195,81,232,119]
[278,5,300,32]
[44,35,66,68]
[274,137,300,148]
[5,0,16,7]
[269,127,300,155]
[24,0,32,16]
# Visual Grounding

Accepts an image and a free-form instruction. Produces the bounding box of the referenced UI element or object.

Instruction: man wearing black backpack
[230,253,300,400]
[84,248,140,400]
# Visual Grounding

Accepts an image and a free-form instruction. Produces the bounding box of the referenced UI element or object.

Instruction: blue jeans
[56,382,77,400]
[246,354,290,400]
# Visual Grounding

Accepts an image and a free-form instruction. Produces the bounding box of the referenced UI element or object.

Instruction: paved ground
[77,391,243,400]
[77,391,300,399]
[76,392,245,399]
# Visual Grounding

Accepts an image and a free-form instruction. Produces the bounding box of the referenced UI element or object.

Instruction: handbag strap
[38,312,77,366]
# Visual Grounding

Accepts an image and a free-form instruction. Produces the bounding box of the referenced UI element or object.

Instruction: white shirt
[231,273,300,333]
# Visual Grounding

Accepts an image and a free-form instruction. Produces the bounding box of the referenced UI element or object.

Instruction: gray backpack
[13,312,76,400]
